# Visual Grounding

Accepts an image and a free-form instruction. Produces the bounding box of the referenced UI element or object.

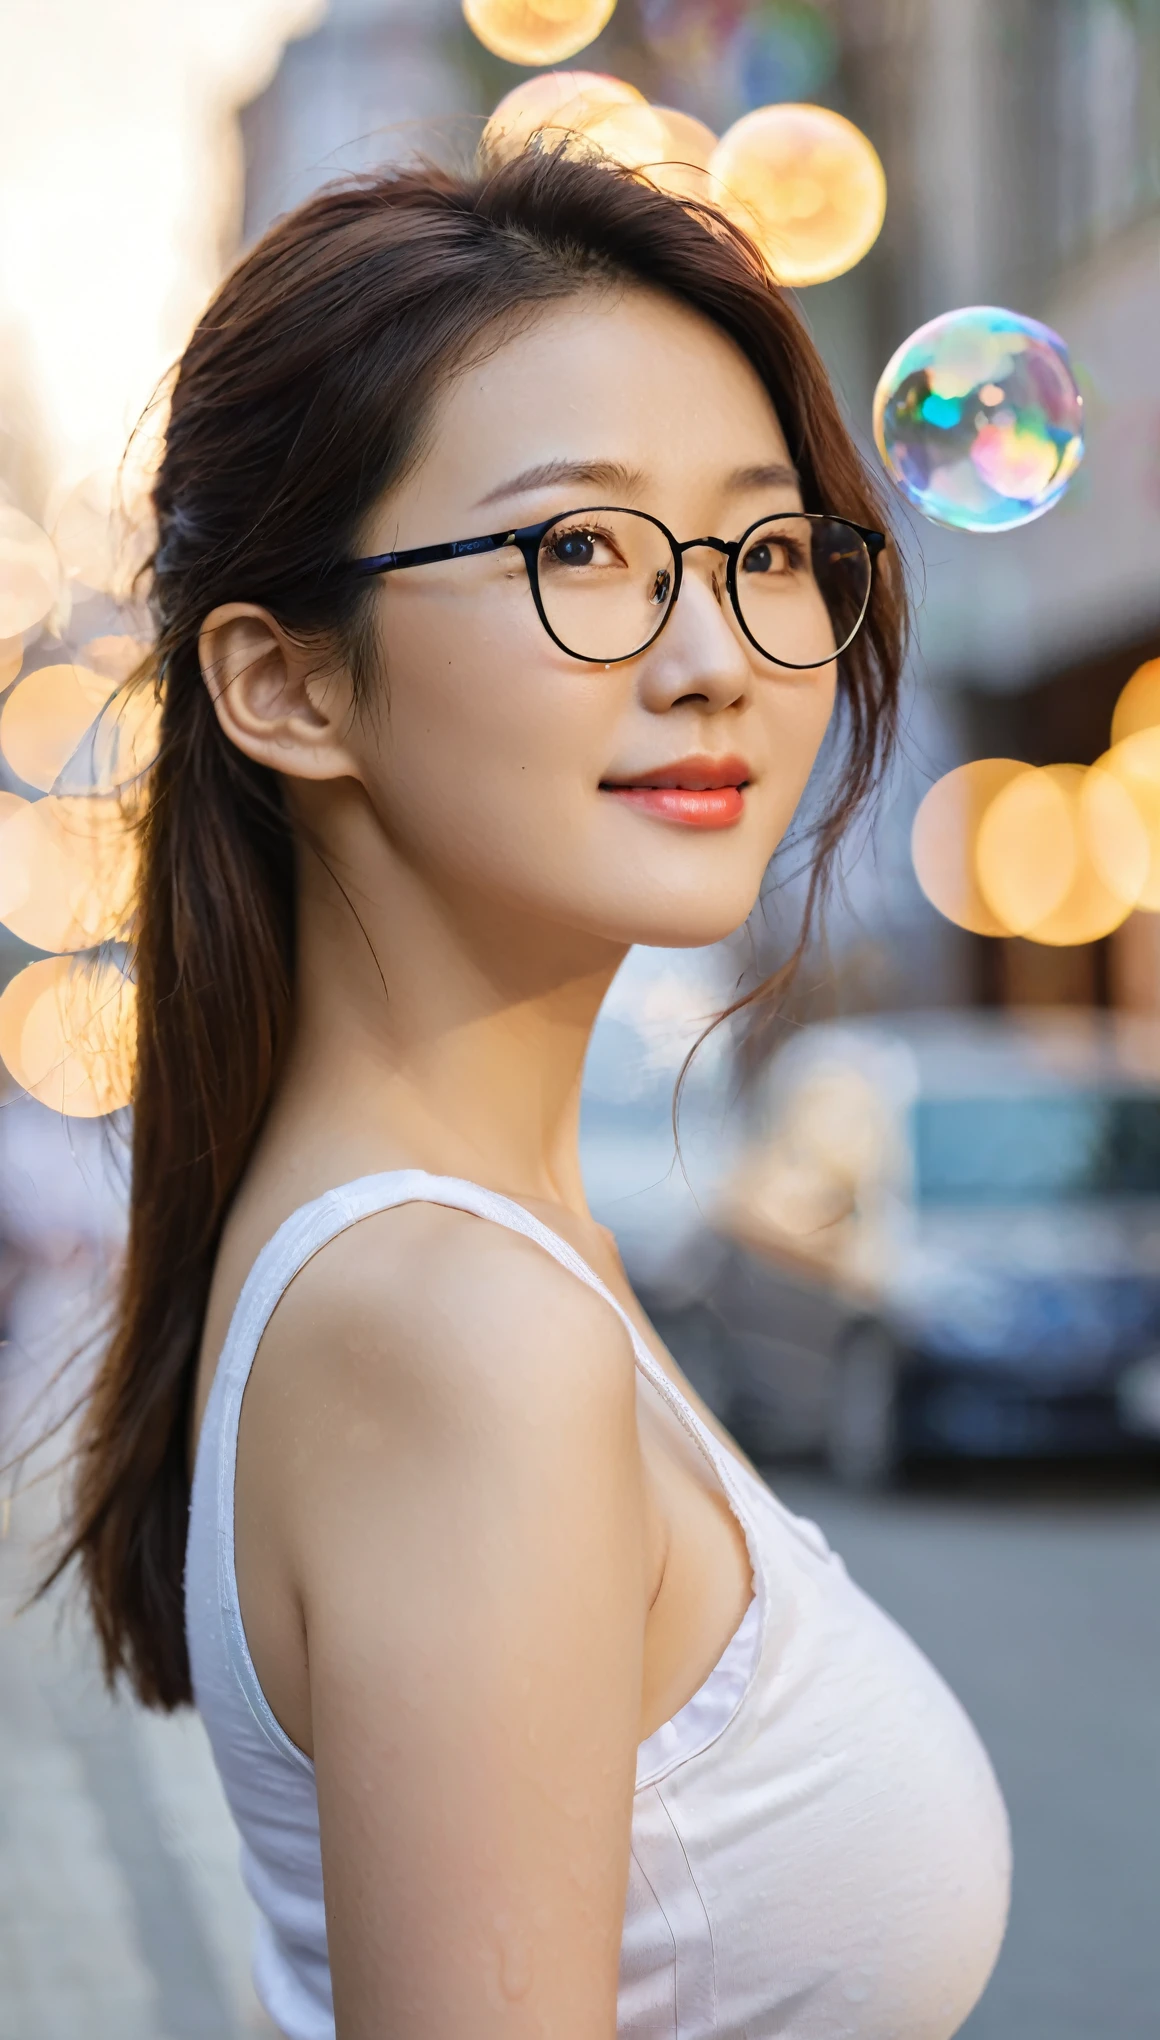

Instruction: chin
[574,815,789,953]
[587,882,766,954]
[629,913,753,952]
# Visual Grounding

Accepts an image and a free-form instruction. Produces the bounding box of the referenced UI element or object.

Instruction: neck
[275,824,628,1214]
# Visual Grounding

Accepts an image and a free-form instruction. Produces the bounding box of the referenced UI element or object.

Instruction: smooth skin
[192,285,838,2037]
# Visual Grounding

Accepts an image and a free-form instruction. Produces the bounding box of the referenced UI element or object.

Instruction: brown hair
[46,147,905,1707]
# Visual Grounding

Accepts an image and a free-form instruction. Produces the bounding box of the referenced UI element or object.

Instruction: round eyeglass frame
[344,507,886,672]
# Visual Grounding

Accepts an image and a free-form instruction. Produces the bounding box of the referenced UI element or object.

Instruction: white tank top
[185,1171,1010,2040]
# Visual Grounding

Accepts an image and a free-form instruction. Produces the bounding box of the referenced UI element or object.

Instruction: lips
[600,755,750,830]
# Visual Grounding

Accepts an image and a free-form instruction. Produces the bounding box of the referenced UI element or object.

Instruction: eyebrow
[475,455,801,510]
[475,458,647,507]
[726,462,801,492]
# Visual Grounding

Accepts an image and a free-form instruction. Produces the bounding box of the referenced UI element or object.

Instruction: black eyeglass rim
[342,507,886,671]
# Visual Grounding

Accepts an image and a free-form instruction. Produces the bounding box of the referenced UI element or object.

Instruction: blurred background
[1,2,1159,2036]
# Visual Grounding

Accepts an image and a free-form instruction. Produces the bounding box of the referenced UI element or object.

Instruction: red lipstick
[600,755,750,830]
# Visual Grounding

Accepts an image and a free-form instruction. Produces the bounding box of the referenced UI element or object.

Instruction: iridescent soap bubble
[873,306,1084,533]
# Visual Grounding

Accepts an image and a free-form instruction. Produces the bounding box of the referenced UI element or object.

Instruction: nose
[638,542,751,715]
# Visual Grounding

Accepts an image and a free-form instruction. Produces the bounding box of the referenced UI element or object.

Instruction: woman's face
[345,287,838,950]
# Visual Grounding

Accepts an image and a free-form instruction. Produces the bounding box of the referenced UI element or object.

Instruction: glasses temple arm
[347,527,523,580]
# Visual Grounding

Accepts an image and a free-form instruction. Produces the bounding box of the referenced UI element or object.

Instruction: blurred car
[702,1009,1160,1482]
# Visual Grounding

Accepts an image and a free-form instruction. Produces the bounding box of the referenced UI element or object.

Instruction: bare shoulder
[238,1197,643,1562]
[256,1196,637,1420]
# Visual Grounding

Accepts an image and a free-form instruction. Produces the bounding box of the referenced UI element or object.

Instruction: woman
[58,150,1009,2036]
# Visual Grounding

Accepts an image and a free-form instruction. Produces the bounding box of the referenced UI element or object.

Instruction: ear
[198,603,362,784]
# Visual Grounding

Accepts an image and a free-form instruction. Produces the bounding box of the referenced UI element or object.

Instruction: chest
[633,1373,754,1741]
[620,1499,1012,2039]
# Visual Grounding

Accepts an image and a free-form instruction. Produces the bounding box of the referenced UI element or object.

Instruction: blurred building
[822,0,1160,1011]
[841,7,1157,672]
[241,0,476,242]
[238,0,1160,1019]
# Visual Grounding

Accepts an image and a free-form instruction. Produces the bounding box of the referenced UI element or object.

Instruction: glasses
[345,507,885,670]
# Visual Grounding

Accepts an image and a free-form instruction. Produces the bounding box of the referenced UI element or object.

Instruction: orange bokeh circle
[913,757,1147,945]
[975,766,1078,935]
[0,663,111,792]
[0,507,61,638]
[576,97,670,169]
[0,637,22,689]
[0,793,138,952]
[642,107,719,201]
[464,0,617,68]
[911,759,1029,935]
[51,472,120,593]
[977,762,1144,945]
[0,666,159,797]
[709,102,886,287]
[0,953,136,1118]
[1095,729,1160,912]
[81,635,150,685]
[1111,657,1160,747]
[482,69,643,164]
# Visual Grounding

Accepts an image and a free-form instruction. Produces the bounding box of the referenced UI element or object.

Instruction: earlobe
[198,602,359,784]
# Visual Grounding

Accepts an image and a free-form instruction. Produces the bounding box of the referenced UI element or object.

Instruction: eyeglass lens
[534,509,871,668]
[735,515,872,670]
[535,510,677,664]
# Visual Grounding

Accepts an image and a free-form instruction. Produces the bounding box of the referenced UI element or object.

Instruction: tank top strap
[208,1167,745,1510]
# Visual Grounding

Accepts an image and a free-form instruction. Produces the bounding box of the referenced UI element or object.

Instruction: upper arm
[265,1207,646,2039]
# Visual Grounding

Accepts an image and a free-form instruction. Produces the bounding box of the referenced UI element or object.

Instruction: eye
[541,519,632,573]
[742,536,797,575]
[550,528,597,565]
[544,524,619,568]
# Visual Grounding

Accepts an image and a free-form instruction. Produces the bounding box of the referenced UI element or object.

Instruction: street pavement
[0,1470,276,2040]
[0,1250,275,2040]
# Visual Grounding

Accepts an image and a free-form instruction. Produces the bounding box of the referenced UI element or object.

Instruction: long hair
[45,147,906,1707]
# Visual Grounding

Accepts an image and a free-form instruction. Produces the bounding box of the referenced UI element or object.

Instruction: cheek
[756,666,839,833]
[360,590,618,873]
